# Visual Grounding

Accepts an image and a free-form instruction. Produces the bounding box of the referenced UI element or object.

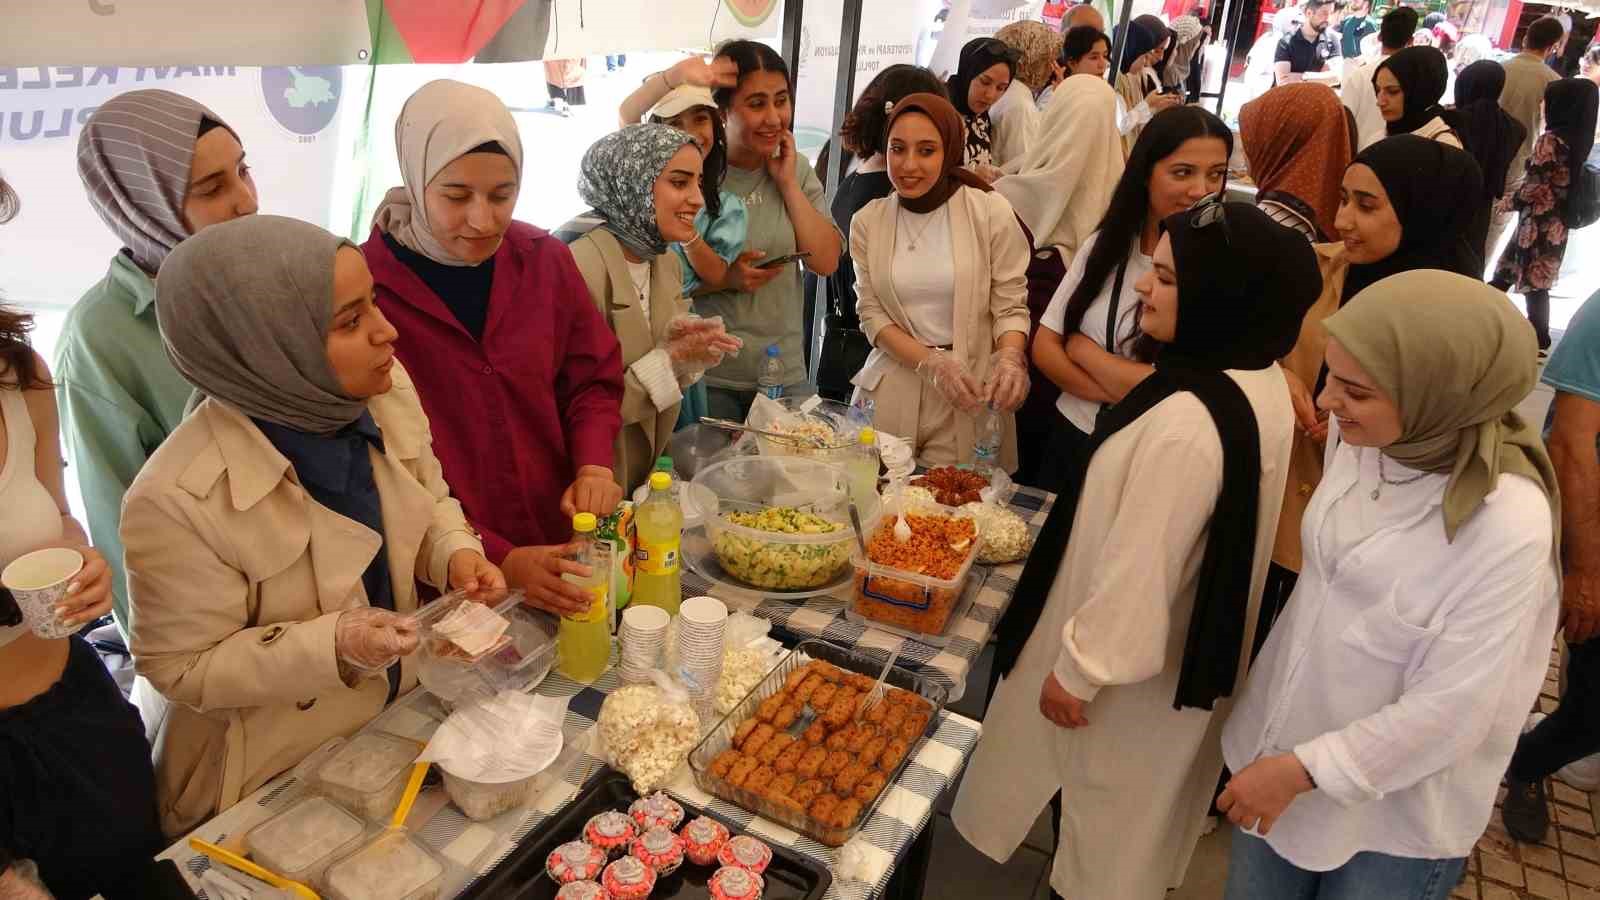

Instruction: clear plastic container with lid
[244,794,368,887]
[311,732,422,822]
[323,830,445,900]
[413,589,559,710]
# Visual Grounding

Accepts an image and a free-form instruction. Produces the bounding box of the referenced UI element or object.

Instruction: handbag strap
[1103,257,1131,353]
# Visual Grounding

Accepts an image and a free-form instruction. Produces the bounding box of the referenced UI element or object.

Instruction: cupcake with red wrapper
[601,856,656,899]
[547,841,607,885]
[555,882,612,900]
[709,865,766,900]
[680,815,731,866]
[584,811,637,858]
[716,835,773,875]
[630,825,686,876]
[628,791,685,831]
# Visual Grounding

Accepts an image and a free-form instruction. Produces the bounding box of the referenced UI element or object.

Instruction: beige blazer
[1272,242,1348,572]
[849,187,1031,472]
[122,362,482,837]
[570,229,690,495]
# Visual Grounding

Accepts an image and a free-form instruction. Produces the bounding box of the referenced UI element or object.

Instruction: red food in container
[584,811,637,858]
[629,825,686,876]
[716,835,773,875]
[709,865,766,900]
[680,815,731,866]
[601,857,657,899]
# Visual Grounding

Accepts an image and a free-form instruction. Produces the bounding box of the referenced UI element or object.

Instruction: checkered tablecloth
[685,485,1056,702]
[163,663,983,900]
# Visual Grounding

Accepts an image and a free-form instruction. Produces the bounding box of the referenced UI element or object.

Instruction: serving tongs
[698,416,835,449]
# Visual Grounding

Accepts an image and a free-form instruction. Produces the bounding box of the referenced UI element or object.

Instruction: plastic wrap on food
[244,795,367,886]
[323,831,444,900]
[312,733,421,822]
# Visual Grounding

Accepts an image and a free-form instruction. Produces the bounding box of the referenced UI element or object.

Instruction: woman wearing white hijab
[362,80,626,619]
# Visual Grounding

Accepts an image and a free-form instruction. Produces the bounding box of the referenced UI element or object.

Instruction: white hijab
[993,74,1125,254]
[372,79,524,266]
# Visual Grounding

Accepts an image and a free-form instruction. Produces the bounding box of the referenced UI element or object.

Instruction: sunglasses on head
[1188,193,1233,245]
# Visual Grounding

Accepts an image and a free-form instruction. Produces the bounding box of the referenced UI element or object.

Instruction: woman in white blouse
[849,93,1031,470]
[1032,106,1232,490]
[1219,270,1559,899]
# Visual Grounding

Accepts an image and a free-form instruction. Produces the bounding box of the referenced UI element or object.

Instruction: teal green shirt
[55,252,193,634]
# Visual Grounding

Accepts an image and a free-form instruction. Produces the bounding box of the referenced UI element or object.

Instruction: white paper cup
[623,604,669,632]
[680,596,727,626]
[2,548,84,639]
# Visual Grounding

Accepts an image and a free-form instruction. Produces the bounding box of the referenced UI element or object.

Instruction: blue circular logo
[260,66,342,136]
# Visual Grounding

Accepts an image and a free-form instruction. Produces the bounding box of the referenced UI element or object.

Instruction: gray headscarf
[77,89,239,274]
[156,215,366,434]
[576,124,698,259]
[372,79,524,267]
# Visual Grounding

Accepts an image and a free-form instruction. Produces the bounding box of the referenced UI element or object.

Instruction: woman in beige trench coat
[123,216,502,837]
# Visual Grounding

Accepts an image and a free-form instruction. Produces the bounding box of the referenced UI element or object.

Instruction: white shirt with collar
[1222,427,1559,870]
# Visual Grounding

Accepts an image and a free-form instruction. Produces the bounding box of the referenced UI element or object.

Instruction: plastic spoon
[187,837,320,900]
[892,482,913,544]
[391,760,431,830]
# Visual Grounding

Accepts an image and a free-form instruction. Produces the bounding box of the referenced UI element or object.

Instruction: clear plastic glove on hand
[917,348,985,415]
[664,314,744,377]
[985,346,1030,412]
[335,607,420,672]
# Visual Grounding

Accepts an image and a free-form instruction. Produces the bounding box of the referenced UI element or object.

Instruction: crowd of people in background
[3,4,1600,898]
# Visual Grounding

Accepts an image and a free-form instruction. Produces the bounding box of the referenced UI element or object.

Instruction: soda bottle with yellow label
[632,472,682,616]
[558,513,611,683]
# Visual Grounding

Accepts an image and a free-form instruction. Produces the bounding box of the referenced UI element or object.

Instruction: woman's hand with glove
[663,314,744,377]
[916,349,985,415]
[335,607,419,675]
[986,346,1030,412]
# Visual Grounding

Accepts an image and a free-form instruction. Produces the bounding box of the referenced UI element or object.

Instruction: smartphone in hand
[754,251,811,270]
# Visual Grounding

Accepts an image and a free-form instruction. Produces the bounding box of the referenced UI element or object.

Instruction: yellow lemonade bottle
[848,427,880,507]
[557,513,611,683]
[633,472,682,616]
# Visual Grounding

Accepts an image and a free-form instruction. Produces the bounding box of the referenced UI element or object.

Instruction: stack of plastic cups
[618,605,670,686]
[677,596,728,728]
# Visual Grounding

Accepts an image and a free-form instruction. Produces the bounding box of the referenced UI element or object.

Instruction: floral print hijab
[577,123,699,259]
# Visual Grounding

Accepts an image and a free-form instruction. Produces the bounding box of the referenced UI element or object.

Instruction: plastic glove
[917,348,985,415]
[664,314,744,378]
[985,346,1030,413]
[335,607,419,673]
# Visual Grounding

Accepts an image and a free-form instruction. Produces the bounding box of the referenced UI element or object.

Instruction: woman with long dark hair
[0,173,162,899]
[1493,78,1599,349]
[697,40,842,418]
[946,37,1021,179]
[1031,107,1232,490]
[1059,25,1112,79]
[817,64,948,402]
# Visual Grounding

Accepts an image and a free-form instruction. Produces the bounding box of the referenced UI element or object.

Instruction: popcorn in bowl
[962,502,1033,564]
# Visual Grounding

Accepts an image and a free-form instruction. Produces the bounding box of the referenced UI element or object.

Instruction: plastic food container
[847,503,984,643]
[415,591,558,709]
[244,795,368,887]
[751,396,871,461]
[687,640,948,847]
[693,457,879,593]
[441,764,558,822]
[311,732,422,822]
[324,830,445,900]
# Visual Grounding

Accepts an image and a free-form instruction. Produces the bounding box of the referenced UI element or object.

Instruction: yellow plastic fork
[187,837,320,900]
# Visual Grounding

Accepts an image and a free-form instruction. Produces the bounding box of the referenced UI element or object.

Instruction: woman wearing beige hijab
[1220,271,1559,898]
[362,79,625,620]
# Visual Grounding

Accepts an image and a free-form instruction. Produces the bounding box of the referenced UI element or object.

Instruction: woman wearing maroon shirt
[362,79,624,614]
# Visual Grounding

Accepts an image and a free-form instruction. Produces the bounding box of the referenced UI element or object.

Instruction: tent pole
[782,0,806,76]
[808,0,865,387]
[1108,0,1138,84]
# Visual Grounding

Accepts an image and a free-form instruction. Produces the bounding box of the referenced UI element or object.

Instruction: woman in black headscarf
[1494,78,1599,348]
[1115,18,1181,152]
[946,37,1021,175]
[1445,59,1528,252]
[956,201,1321,900]
[1373,46,1462,146]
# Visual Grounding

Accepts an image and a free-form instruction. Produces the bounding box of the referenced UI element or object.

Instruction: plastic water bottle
[974,405,1002,472]
[848,427,881,506]
[633,472,683,616]
[758,344,785,400]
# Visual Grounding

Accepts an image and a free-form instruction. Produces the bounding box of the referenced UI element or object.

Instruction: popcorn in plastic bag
[596,670,701,794]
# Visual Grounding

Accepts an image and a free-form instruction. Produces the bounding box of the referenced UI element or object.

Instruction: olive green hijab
[1324,270,1558,544]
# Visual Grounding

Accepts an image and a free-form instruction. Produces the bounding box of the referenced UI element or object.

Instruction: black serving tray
[457,768,833,900]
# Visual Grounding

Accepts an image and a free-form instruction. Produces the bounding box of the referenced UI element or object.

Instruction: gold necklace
[898,207,938,251]
[1372,453,1428,500]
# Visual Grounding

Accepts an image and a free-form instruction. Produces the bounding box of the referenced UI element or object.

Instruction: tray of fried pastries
[686,640,948,847]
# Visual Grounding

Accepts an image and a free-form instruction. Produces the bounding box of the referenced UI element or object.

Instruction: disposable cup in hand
[2,548,83,639]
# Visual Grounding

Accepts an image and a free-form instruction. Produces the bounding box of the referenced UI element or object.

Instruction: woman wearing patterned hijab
[1239,83,1353,242]
[361,79,625,618]
[55,89,258,638]
[561,124,742,493]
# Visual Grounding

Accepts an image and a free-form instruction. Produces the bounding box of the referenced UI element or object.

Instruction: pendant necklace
[1372,452,1428,501]
[899,208,937,251]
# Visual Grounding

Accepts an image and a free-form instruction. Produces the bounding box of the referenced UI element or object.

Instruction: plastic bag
[419,691,568,783]
[716,616,785,716]
[596,669,701,794]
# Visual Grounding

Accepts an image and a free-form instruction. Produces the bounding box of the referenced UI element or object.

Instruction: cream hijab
[993,74,1124,253]
[372,79,524,267]
[1324,270,1559,544]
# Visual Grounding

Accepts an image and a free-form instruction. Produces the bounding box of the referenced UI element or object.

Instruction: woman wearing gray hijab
[120,215,503,836]
[560,124,742,494]
[55,89,259,640]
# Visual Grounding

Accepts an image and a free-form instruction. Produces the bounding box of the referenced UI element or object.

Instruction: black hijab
[1342,135,1487,303]
[1444,60,1526,206]
[1545,78,1600,217]
[947,37,1019,117]
[1374,46,1449,136]
[994,202,1322,711]
[1116,19,1161,77]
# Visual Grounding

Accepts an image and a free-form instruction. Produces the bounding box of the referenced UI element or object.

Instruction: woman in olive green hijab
[1216,269,1559,897]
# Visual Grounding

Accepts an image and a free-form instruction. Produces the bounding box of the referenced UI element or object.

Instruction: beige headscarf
[993,20,1062,93]
[372,79,524,267]
[993,74,1124,253]
[1324,270,1559,544]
